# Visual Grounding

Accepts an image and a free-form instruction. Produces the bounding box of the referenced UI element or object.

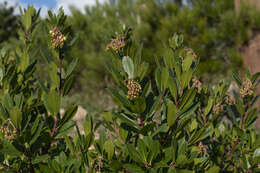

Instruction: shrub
[0,7,78,172]
[0,6,260,173]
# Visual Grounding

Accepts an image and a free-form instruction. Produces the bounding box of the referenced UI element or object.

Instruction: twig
[222,137,239,166]
[201,113,207,126]
[51,118,58,137]
[162,127,172,145]
[139,116,144,128]
[241,105,249,129]
[58,49,63,97]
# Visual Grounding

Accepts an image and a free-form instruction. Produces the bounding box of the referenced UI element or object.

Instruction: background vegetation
[1,0,260,114]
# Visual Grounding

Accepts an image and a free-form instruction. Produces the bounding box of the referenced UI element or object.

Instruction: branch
[58,49,63,97]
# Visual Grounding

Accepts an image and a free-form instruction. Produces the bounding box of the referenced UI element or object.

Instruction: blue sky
[19,0,57,8]
[1,0,108,16]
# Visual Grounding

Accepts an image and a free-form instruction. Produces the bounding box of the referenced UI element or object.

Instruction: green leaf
[3,93,14,110]
[40,49,52,63]
[179,88,196,109]
[0,140,22,156]
[183,54,193,71]
[176,169,194,173]
[232,71,242,87]
[155,67,162,91]
[148,138,160,163]
[136,43,143,67]
[32,154,50,164]
[0,104,8,120]
[167,101,177,127]
[31,115,41,135]
[207,166,220,173]
[127,144,143,163]
[190,119,198,131]
[253,148,260,158]
[85,132,94,149]
[20,53,29,72]
[122,56,134,79]
[236,98,244,115]
[84,114,93,135]
[65,58,78,79]
[169,77,178,102]
[138,62,149,81]
[113,113,139,129]
[14,94,23,109]
[108,88,131,108]
[165,49,174,68]
[174,61,182,83]
[23,8,32,30]
[168,168,177,173]
[62,75,75,96]
[58,105,78,128]
[138,139,148,162]
[119,127,128,142]
[178,102,199,119]
[48,62,59,90]
[103,111,113,123]
[64,136,75,154]
[203,97,213,116]
[24,60,37,79]
[251,72,260,84]
[44,90,61,116]
[161,67,169,90]
[10,107,22,129]
[104,141,114,160]
[245,108,258,128]
[0,68,3,82]
[38,79,49,93]
[181,70,193,89]
[55,121,75,138]
[30,122,44,145]
[131,97,146,113]
[123,164,144,173]
[189,128,208,145]
[105,60,123,85]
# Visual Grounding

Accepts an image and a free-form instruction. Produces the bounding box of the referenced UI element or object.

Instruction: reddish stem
[51,118,58,137]
[58,56,62,96]
[227,138,239,161]
[201,113,207,125]
[162,127,171,145]
[139,116,144,128]
[241,105,248,129]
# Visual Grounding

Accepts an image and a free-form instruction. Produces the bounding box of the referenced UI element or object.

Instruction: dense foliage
[2,0,260,111]
[0,7,260,173]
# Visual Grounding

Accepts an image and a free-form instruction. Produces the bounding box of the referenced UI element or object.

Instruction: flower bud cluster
[197,142,207,154]
[225,94,235,105]
[126,79,142,100]
[185,48,197,60]
[106,35,125,52]
[192,77,202,93]
[213,103,224,115]
[0,119,17,141]
[49,26,67,48]
[240,79,253,97]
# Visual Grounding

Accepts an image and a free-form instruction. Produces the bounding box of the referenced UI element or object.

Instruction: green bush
[0,6,260,173]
